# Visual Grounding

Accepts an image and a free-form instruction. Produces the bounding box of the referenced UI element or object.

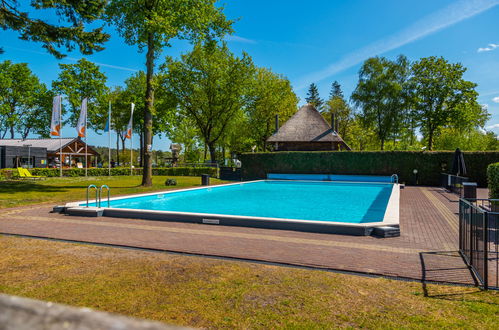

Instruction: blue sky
[2,0,499,150]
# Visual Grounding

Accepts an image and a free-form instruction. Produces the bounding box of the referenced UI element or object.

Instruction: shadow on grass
[0,181,67,193]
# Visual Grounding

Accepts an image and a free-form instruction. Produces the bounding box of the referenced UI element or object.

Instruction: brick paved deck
[0,187,479,285]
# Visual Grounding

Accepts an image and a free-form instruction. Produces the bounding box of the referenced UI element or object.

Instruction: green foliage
[0,60,50,139]
[434,128,499,151]
[487,163,499,198]
[0,0,109,58]
[162,41,255,162]
[164,178,177,186]
[52,58,109,129]
[24,167,218,178]
[324,81,352,139]
[351,55,411,150]
[240,151,499,187]
[305,83,323,111]
[245,67,299,151]
[409,56,489,150]
[105,0,234,185]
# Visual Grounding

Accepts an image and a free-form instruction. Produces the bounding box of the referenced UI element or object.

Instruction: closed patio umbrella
[451,148,467,176]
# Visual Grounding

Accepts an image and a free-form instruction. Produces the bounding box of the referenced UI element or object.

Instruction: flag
[125,103,134,139]
[104,102,110,133]
[50,95,62,136]
[76,98,87,137]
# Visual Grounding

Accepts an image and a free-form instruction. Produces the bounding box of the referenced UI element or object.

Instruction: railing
[459,198,499,290]
[441,173,469,196]
[86,185,98,208]
[99,185,110,208]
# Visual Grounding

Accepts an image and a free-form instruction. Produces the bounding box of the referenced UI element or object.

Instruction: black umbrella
[451,148,467,176]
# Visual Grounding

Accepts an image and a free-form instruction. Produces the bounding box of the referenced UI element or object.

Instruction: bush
[1,166,218,178]
[240,151,499,187]
[487,163,499,198]
[165,178,177,186]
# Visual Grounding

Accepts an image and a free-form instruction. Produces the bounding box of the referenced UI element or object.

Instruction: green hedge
[487,163,499,198]
[1,167,218,179]
[240,151,499,187]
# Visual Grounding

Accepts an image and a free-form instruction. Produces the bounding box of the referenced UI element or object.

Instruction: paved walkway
[0,187,480,285]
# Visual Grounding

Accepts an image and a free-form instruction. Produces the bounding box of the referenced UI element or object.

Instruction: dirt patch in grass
[0,236,497,329]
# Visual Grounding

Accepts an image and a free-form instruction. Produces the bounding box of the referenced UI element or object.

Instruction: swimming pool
[65,179,399,236]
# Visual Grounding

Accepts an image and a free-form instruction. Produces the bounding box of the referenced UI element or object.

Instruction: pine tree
[305,83,324,110]
[329,81,343,99]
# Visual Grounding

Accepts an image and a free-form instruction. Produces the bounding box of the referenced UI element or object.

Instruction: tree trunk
[208,142,217,164]
[142,31,155,187]
[10,125,14,139]
[139,129,144,167]
[380,138,385,151]
[428,129,434,151]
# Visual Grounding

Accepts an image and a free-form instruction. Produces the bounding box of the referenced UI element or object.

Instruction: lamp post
[413,169,418,186]
[23,144,32,168]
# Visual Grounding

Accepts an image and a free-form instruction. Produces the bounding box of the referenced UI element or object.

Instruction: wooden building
[0,137,99,168]
[267,104,351,151]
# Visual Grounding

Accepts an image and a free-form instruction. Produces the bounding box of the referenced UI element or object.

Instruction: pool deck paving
[0,186,489,286]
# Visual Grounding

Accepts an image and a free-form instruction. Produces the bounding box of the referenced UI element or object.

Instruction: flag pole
[108,101,111,176]
[59,95,62,178]
[85,99,88,177]
[130,105,133,176]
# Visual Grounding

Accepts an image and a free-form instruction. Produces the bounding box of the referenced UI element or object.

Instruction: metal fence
[442,173,469,195]
[459,198,499,289]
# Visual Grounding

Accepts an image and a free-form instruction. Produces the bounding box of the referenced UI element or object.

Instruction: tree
[433,127,498,151]
[351,55,411,150]
[246,68,298,150]
[324,81,351,138]
[409,56,489,150]
[105,0,233,186]
[329,80,343,99]
[0,60,48,139]
[162,41,254,163]
[52,58,108,130]
[305,83,323,110]
[1,0,109,58]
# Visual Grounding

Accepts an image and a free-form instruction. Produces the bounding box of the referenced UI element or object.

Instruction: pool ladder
[86,184,111,208]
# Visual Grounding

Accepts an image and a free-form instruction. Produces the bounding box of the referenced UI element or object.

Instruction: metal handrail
[86,185,98,208]
[99,185,110,208]
[391,174,399,183]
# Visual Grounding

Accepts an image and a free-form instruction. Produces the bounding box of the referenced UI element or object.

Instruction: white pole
[130,116,133,176]
[85,99,88,177]
[108,101,111,176]
[59,96,62,177]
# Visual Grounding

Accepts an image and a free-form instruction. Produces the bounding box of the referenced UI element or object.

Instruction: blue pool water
[86,180,394,224]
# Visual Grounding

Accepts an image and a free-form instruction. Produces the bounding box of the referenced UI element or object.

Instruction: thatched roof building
[267,104,351,151]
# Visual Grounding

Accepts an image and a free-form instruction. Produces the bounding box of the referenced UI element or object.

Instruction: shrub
[240,151,499,187]
[165,178,177,186]
[487,163,499,198]
[2,166,218,178]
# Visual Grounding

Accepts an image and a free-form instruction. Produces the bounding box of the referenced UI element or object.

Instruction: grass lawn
[0,175,226,209]
[0,236,497,329]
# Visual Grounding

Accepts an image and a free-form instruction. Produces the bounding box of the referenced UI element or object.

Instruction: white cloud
[493,96,499,103]
[295,0,499,89]
[486,123,499,130]
[477,43,499,52]
[225,35,257,44]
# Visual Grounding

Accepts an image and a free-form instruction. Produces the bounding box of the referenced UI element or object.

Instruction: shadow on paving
[419,251,477,294]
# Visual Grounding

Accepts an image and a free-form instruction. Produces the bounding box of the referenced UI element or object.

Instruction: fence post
[483,212,489,290]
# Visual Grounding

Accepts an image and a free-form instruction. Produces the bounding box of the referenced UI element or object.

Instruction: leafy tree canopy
[409,56,489,150]
[52,58,108,130]
[0,0,109,58]
[162,41,254,162]
[0,60,50,139]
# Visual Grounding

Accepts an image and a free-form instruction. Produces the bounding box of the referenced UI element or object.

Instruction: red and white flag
[76,98,87,138]
[50,95,62,136]
[125,103,134,139]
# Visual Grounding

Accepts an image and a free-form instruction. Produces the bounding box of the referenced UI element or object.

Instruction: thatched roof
[267,104,349,146]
